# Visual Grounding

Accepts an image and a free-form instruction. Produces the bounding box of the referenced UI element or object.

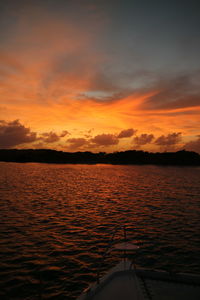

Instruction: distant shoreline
[0,149,200,166]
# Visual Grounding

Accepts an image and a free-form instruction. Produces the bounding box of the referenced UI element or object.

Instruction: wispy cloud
[141,73,200,111]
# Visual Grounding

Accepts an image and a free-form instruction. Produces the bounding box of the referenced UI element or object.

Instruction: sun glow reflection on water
[0,162,200,299]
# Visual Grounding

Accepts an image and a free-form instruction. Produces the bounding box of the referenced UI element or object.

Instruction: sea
[0,162,200,299]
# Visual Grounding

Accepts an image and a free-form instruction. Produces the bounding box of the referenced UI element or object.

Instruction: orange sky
[1,1,200,153]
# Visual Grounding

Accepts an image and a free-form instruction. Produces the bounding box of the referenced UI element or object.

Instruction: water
[0,162,200,299]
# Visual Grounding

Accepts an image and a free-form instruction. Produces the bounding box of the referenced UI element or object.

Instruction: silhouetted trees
[0,149,199,166]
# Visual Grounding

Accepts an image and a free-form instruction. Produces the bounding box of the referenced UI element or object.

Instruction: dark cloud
[41,132,60,143]
[90,133,119,146]
[67,137,88,150]
[134,134,154,145]
[0,120,37,148]
[183,137,200,154]
[143,73,200,111]
[67,133,120,151]
[118,128,136,138]
[40,130,69,143]
[155,132,182,146]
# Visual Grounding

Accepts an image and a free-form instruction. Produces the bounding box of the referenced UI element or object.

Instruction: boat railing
[96,225,138,283]
[96,225,120,283]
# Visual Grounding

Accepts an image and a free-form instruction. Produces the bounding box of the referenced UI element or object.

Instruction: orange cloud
[1,86,200,153]
[0,2,107,111]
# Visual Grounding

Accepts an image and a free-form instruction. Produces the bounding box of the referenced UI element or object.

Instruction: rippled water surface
[0,162,200,299]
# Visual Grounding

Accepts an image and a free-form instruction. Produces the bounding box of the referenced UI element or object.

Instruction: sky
[0,0,200,153]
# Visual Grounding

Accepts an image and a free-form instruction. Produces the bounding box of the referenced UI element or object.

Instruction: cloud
[183,137,200,154]
[60,130,69,138]
[67,137,88,150]
[40,132,60,143]
[40,130,69,143]
[155,132,182,146]
[67,132,121,151]
[0,120,37,148]
[90,133,119,146]
[133,134,154,145]
[118,128,136,138]
[0,1,110,109]
[142,73,200,111]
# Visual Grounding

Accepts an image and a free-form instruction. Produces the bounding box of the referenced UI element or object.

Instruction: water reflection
[0,163,200,299]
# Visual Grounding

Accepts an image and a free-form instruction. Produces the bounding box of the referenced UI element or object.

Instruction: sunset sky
[0,0,200,153]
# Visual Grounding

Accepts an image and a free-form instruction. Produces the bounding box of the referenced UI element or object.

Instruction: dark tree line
[0,149,200,166]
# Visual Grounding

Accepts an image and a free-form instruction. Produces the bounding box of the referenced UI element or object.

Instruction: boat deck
[90,272,144,300]
[78,261,200,300]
